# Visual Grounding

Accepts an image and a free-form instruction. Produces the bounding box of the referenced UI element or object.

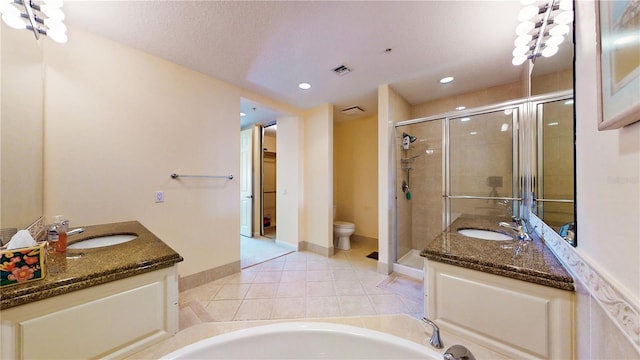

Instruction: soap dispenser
[48,215,68,253]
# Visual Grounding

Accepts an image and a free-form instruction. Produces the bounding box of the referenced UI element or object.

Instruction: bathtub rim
[160,321,444,359]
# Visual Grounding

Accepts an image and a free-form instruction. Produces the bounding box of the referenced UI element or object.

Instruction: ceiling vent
[341,106,365,116]
[333,64,351,76]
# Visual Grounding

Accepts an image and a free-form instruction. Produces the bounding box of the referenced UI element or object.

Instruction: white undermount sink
[457,228,513,241]
[67,234,137,249]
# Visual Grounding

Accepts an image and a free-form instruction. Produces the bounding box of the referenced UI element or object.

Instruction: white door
[240,128,253,237]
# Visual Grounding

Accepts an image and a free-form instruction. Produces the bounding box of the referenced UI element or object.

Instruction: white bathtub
[161,322,443,359]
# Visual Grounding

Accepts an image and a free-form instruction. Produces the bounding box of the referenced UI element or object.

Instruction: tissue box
[0,242,47,287]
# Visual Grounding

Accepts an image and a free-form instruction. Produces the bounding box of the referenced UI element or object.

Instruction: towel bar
[170,173,233,180]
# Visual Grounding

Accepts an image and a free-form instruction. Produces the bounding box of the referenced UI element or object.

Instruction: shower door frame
[393,98,529,270]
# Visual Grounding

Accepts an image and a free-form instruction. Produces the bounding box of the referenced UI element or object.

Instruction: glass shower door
[447,107,520,224]
[394,119,443,273]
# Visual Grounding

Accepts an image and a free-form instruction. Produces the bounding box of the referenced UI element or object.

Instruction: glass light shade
[541,45,559,57]
[559,0,572,11]
[554,10,573,25]
[516,21,535,35]
[47,29,68,43]
[2,13,26,29]
[513,46,530,57]
[0,2,20,17]
[545,35,565,47]
[40,4,65,21]
[514,34,532,47]
[518,5,540,21]
[44,18,66,33]
[549,24,570,36]
[512,55,528,66]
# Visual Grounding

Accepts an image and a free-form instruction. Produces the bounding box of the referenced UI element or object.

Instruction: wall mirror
[530,20,576,246]
[0,26,45,243]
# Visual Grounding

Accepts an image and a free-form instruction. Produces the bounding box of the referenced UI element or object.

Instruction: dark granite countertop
[420,215,574,291]
[0,221,183,310]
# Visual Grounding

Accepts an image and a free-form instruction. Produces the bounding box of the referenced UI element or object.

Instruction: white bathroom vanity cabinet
[1,266,179,359]
[0,221,183,359]
[421,217,575,359]
[424,260,574,359]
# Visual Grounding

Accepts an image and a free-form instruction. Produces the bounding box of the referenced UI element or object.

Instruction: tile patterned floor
[240,235,293,268]
[179,237,424,330]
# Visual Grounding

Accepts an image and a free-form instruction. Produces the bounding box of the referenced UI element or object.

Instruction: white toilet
[333,207,355,250]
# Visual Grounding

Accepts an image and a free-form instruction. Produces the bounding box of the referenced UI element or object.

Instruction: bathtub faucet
[443,344,476,360]
[422,318,443,349]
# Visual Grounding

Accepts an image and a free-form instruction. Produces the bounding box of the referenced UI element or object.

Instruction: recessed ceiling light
[240,112,246,117]
[298,82,311,90]
[439,76,454,84]
[456,106,466,111]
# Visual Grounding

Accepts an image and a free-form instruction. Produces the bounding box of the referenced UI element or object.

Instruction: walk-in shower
[392,92,573,278]
[392,101,522,279]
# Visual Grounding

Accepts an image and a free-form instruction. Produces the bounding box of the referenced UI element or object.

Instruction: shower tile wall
[395,120,443,259]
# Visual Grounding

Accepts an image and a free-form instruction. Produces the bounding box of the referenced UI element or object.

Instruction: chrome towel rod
[171,173,233,180]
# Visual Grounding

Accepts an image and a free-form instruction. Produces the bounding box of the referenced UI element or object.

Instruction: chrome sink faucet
[499,218,530,241]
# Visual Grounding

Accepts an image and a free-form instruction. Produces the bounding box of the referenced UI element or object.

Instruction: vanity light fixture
[0,0,67,43]
[512,0,573,66]
[298,82,311,90]
[439,76,454,84]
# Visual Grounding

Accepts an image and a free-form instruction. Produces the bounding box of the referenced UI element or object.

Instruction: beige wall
[275,116,303,249]
[1,27,44,231]
[42,27,300,278]
[378,85,411,273]
[303,104,333,254]
[569,1,640,357]
[333,115,378,239]
[411,81,525,120]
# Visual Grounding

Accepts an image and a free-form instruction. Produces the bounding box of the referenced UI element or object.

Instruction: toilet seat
[334,221,354,228]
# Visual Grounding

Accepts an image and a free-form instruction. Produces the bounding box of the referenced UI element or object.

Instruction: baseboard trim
[275,239,298,252]
[300,241,333,257]
[178,261,241,292]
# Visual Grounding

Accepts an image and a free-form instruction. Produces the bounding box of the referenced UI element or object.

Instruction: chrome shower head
[402,133,417,143]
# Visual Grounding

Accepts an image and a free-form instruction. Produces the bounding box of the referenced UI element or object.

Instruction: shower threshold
[393,249,424,280]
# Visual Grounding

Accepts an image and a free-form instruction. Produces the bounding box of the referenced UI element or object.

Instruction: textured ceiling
[62,1,572,126]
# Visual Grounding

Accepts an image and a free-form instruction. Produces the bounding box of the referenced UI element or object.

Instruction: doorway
[262,123,277,239]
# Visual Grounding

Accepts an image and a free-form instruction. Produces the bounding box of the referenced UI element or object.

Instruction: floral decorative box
[0,242,47,287]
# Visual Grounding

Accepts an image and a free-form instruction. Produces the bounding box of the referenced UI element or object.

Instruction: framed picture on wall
[596,0,640,130]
